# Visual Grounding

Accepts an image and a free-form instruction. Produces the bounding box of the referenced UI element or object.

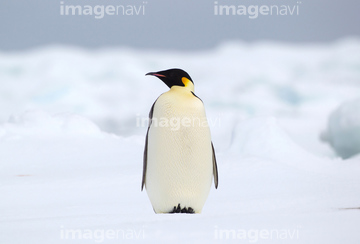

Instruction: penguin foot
[170,204,195,214]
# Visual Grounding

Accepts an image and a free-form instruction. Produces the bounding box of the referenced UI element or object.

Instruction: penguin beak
[146,72,166,78]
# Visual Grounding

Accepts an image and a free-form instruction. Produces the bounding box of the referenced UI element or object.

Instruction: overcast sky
[1,0,359,51]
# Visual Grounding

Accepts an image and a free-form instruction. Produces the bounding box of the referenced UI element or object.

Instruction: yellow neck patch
[181,77,194,92]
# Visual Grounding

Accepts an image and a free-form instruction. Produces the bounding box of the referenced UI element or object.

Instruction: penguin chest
[146,89,213,212]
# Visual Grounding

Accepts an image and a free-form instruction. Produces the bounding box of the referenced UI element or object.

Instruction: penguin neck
[185,82,195,93]
[170,84,194,93]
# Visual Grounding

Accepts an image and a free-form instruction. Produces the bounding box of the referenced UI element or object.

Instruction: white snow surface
[321,98,360,158]
[1,39,360,243]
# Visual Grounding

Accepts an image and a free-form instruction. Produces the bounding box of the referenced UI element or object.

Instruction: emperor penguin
[142,68,218,214]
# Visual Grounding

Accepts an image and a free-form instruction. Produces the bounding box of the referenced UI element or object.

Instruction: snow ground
[1,39,360,243]
[321,98,360,158]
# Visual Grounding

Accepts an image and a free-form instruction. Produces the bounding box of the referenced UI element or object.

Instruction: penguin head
[146,68,194,92]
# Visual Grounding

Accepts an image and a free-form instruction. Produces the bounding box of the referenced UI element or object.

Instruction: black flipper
[141,100,157,191]
[212,142,219,189]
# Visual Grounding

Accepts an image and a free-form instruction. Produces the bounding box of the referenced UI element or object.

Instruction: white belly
[145,87,213,213]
